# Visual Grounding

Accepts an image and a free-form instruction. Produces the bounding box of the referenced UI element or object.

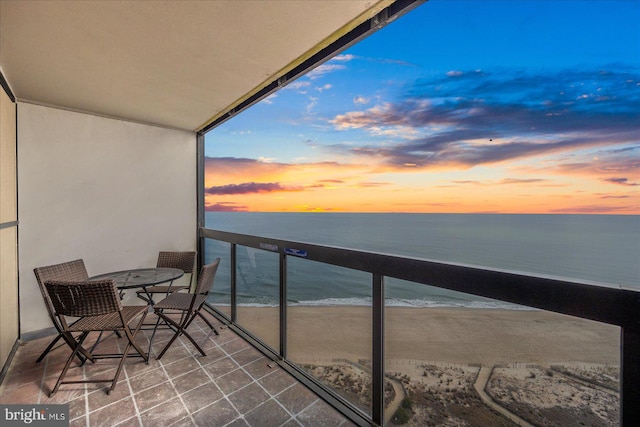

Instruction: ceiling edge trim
[16,98,197,134]
[0,67,16,102]
[197,0,425,134]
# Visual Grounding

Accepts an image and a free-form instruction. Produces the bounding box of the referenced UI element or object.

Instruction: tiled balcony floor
[0,311,356,427]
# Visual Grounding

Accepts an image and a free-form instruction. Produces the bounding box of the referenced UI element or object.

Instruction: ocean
[204,213,639,309]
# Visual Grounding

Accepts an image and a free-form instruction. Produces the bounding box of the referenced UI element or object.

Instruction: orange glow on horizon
[204,158,639,214]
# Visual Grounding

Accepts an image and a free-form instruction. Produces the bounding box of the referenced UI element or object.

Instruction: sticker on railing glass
[260,243,278,252]
[284,248,308,258]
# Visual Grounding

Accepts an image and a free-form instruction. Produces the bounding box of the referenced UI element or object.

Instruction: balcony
[1,1,638,426]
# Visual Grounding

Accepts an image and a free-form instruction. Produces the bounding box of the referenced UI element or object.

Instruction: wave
[292,297,533,310]
[213,296,534,310]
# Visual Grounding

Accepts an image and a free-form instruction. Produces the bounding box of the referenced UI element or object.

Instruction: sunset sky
[204,0,640,214]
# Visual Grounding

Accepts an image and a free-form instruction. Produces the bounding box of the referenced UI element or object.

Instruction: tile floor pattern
[0,311,356,427]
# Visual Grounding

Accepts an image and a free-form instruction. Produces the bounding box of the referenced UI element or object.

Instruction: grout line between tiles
[213,333,298,424]
[119,335,144,427]
[156,343,198,426]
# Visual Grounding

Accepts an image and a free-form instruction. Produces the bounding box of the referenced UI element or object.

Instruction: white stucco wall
[18,103,197,334]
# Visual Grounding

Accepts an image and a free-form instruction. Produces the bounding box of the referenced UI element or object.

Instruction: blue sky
[204,0,639,213]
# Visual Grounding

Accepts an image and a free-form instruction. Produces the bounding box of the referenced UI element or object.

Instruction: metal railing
[200,228,639,426]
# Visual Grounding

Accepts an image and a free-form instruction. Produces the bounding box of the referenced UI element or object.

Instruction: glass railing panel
[234,245,280,351]
[204,238,232,318]
[384,278,620,427]
[286,258,373,417]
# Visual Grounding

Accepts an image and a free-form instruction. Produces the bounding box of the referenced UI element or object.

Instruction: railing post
[280,252,287,358]
[230,243,237,323]
[622,327,640,425]
[372,273,384,426]
[195,132,205,272]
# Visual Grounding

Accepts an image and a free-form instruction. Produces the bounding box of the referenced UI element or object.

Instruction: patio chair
[151,258,220,359]
[33,259,92,363]
[136,251,196,304]
[44,279,148,396]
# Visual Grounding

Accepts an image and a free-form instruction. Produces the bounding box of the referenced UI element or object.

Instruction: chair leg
[196,311,219,335]
[181,311,217,340]
[89,331,105,354]
[146,314,164,364]
[64,332,95,364]
[155,314,184,359]
[126,312,149,362]
[155,312,206,359]
[37,332,93,364]
[35,334,63,363]
[50,332,90,397]
[109,312,148,394]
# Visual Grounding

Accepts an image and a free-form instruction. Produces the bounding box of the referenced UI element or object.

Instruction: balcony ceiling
[0,0,392,132]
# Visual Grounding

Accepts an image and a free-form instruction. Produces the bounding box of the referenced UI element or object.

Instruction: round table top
[88,267,184,289]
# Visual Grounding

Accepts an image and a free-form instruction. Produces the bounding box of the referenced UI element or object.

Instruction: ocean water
[204,213,639,309]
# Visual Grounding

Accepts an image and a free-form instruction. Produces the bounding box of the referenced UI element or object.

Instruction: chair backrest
[45,280,122,318]
[194,258,220,296]
[34,259,89,322]
[157,251,196,287]
[156,251,196,273]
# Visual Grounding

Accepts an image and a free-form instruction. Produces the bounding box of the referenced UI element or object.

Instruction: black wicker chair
[151,258,220,359]
[44,279,148,396]
[33,259,92,363]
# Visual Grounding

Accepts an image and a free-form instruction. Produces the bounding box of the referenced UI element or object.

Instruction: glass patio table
[88,267,184,304]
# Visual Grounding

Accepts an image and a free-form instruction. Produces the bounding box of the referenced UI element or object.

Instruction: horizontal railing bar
[203,228,640,330]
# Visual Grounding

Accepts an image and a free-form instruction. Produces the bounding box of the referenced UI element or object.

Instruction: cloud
[601,177,640,186]
[550,204,639,213]
[327,66,640,170]
[205,156,355,178]
[449,178,549,186]
[353,96,369,105]
[306,64,346,80]
[286,81,311,90]
[549,148,639,182]
[204,157,289,182]
[332,54,355,62]
[306,96,319,114]
[205,202,249,212]
[295,205,342,212]
[357,181,392,188]
[317,84,332,92]
[285,81,311,94]
[393,202,460,208]
[262,93,277,104]
[205,182,303,195]
[498,178,548,185]
[331,102,402,130]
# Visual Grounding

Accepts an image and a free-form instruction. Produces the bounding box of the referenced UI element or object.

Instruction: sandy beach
[233,306,620,366]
